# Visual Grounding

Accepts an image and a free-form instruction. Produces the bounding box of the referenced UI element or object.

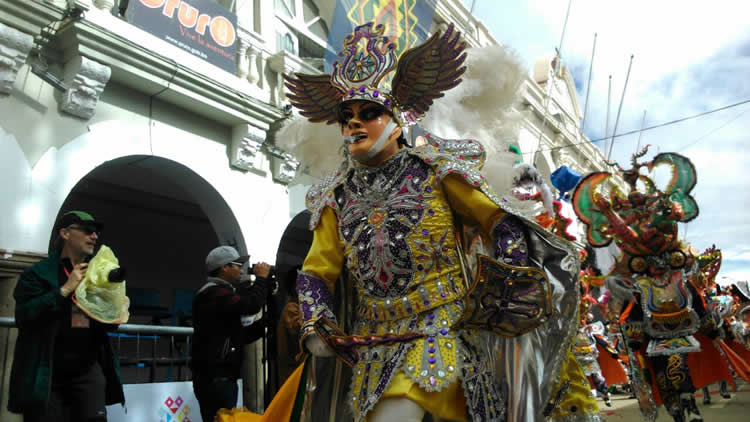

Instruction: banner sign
[127,0,238,74]
[107,380,242,422]
[325,0,437,73]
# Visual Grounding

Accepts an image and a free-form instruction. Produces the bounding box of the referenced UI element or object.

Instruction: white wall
[0,117,291,262]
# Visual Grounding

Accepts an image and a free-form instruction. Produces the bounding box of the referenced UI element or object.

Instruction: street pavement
[597,381,749,421]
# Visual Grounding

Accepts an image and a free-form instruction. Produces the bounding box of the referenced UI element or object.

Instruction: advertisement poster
[127,0,238,74]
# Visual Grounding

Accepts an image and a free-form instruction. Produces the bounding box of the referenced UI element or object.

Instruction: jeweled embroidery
[336,151,434,297]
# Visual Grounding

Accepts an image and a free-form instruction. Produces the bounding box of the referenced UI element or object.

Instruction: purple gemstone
[428,347,436,353]
[427,336,435,342]
[428,209,434,216]
[417,264,424,271]
[425,186,432,193]
[366,363,371,369]
[440,293,447,298]
[384,99,391,106]
[428,313,435,319]
[422,229,429,236]
[426,321,433,326]
[349,88,355,96]
[429,376,436,386]
[424,300,430,306]
[373,91,379,98]
[406,307,413,313]
[359,86,366,93]
[428,357,436,364]
[440,329,448,335]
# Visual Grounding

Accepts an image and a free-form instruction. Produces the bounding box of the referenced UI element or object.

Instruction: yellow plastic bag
[73,245,130,324]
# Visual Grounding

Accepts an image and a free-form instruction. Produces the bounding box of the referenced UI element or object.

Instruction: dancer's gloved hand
[305,334,335,357]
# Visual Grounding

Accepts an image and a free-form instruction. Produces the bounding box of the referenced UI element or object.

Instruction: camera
[250,263,276,278]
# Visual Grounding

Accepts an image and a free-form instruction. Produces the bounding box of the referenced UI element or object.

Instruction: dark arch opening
[50,155,246,383]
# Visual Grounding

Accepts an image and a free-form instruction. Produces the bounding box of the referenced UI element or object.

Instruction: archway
[52,153,246,309]
[51,155,246,384]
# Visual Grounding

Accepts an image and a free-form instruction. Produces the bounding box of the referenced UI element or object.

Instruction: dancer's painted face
[339,101,401,165]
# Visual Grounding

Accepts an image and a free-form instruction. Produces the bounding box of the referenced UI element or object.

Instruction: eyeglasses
[66,225,100,236]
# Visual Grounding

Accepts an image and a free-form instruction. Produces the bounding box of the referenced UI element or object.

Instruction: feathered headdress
[283,22,467,126]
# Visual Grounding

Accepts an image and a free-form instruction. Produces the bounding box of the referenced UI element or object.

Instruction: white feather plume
[420,45,526,198]
[275,112,346,183]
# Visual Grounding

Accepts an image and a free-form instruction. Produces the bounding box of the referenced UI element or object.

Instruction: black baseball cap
[56,210,103,232]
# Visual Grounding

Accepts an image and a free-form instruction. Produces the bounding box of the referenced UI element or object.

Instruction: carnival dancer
[278,22,598,422]
[574,312,613,407]
[573,146,710,422]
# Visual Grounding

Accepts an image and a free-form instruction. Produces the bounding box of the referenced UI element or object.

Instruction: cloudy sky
[465,0,750,283]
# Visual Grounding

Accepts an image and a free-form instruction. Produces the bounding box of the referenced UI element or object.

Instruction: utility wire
[677,106,750,152]
[521,97,750,155]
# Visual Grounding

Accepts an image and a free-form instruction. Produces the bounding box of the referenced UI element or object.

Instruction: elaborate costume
[278,22,597,422]
[572,146,707,422]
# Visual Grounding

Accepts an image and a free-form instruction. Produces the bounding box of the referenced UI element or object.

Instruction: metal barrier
[0,316,194,384]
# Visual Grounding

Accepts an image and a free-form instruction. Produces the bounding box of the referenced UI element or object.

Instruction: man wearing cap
[192,246,272,421]
[8,211,124,421]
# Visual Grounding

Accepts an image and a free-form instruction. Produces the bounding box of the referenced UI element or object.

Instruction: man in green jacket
[8,211,124,421]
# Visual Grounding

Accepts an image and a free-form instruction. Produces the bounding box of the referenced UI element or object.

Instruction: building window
[276,0,296,19]
[277,32,296,54]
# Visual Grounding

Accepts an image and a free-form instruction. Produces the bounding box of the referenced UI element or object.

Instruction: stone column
[93,0,115,11]
[0,22,34,95]
[237,39,251,82]
[246,47,260,86]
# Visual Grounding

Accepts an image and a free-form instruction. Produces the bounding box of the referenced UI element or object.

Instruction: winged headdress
[283,22,467,126]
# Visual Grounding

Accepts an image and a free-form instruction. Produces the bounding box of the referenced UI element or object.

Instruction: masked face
[339,101,402,165]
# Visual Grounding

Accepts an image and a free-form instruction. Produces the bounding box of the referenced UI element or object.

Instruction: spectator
[8,210,125,421]
[191,246,271,422]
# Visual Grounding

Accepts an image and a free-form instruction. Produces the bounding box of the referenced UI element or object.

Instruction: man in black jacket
[191,246,271,421]
[9,210,124,421]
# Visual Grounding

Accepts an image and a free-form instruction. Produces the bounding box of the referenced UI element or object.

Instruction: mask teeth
[343,134,366,145]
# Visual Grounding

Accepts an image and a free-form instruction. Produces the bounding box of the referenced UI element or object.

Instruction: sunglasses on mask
[337,104,387,126]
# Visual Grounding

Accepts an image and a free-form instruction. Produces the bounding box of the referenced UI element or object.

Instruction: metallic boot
[720,380,731,399]
[701,386,710,405]
[668,404,685,422]
[682,395,704,422]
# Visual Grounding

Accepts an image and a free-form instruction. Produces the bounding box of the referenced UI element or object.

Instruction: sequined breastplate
[336,151,437,295]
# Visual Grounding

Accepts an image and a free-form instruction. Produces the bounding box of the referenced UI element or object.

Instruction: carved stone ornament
[0,22,34,95]
[273,152,299,184]
[554,147,578,171]
[60,55,112,119]
[231,124,267,171]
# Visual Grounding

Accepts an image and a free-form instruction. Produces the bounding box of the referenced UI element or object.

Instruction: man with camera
[191,246,272,422]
